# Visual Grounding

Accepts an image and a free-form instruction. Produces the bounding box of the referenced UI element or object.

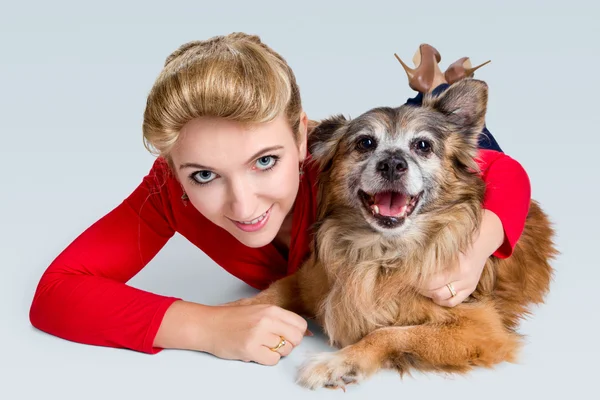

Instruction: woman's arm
[478,149,532,258]
[29,158,309,362]
[417,149,532,307]
[29,158,181,354]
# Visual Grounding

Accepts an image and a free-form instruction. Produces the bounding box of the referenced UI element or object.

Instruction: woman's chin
[233,230,276,248]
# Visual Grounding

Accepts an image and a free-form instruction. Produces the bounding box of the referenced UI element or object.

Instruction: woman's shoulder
[475,148,526,172]
[121,156,184,230]
[145,156,175,184]
[127,157,179,202]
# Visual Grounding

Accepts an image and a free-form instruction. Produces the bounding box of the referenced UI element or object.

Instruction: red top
[29,149,531,354]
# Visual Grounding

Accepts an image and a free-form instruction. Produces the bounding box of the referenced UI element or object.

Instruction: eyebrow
[179,145,285,170]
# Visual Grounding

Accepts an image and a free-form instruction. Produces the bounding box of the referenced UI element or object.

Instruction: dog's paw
[296,350,365,391]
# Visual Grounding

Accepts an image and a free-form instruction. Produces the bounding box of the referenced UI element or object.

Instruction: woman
[29,33,530,366]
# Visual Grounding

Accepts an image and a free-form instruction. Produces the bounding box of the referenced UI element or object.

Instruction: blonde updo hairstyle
[142,32,304,172]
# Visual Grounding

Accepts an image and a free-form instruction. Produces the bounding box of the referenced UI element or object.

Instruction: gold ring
[270,336,286,352]
[446,283,457,297]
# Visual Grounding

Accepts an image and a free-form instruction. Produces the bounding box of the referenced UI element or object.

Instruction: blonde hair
[142,32,303,170]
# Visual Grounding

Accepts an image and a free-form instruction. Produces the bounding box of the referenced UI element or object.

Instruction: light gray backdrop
[1,0,598,399]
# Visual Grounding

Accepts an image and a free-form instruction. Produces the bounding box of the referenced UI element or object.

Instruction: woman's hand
[417,210,505,307]
[201,303,308,365]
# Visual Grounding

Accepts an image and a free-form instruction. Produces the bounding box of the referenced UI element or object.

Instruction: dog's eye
[356,136,377,151]
[414,140,432,155]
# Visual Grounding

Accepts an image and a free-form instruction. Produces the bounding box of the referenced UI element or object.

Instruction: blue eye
[189,155,279,187]
[256,156,277,170]
[192,170,215,184]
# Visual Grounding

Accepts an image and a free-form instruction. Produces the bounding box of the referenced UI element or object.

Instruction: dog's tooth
[395,205,408,218]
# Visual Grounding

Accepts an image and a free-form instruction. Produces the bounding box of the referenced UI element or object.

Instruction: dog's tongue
[374,191,409,217]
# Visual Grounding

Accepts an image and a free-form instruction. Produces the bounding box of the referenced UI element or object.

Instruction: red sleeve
[477,150,531,259]
[29,158,181,354]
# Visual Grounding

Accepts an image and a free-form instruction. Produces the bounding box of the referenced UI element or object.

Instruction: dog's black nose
[376,156,408,181]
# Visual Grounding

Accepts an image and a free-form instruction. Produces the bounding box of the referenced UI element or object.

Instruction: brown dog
[232,79,557,390]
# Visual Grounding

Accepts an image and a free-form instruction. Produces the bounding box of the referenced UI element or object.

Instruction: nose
[376,155,408,181]
[227,178,258,221]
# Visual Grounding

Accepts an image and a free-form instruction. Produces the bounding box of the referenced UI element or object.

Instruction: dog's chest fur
[314,261,431,348]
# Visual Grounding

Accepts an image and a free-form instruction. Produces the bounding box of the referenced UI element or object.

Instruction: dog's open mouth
[358,189,422,228]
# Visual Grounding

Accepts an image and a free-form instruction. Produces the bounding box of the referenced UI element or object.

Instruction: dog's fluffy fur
[232,79,557,390]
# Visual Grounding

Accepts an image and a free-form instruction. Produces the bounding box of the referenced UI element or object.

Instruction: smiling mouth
[234,208,270,225]
[228,204,274,233]
[358,189,422,228]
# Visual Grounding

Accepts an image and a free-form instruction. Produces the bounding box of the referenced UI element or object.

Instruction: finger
[427,281,461,303]
[268,306,308,335]
[436,290,469,308]
[269,318,305,348]
[263,333,294,357]
[419,269,459,292]
[254,345,282,366]
[439,283,478,307]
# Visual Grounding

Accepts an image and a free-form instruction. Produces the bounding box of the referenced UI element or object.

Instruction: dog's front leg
[296,313,520,390]
[222,273,308,316]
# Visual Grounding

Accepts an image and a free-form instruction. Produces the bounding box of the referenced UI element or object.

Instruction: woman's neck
[272,207,294,259]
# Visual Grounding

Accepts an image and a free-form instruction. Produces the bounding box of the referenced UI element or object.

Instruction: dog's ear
[423,79,488,138]
[307,114,348,170]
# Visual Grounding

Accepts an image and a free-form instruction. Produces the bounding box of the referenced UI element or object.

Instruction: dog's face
[309,79,488,235]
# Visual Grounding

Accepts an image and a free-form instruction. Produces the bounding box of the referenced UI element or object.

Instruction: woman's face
[170,112,308,248]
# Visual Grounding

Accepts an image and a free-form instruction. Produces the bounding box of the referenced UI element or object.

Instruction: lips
[358,189,422,228]
[231,205,273,233]
[235,209,269,225]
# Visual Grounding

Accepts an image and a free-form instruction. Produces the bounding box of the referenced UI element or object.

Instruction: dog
[231,78,557,390]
